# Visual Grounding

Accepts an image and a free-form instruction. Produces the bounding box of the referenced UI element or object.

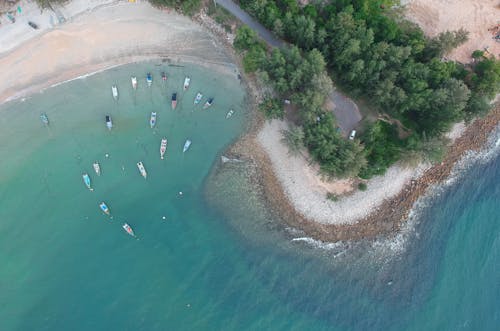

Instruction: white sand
[0,0,234,103]
[257,120,429,225]
[403,0,499,62]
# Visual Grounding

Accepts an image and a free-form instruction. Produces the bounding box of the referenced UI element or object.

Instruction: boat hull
[160,138,168,159]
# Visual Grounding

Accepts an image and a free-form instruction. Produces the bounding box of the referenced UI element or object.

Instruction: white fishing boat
[183,139,191,153]
[122,223,135,237]
[131,76,137,90]
[93,162,101,176]
[150,112,157,129]
[137,161,147,179]
[203,97,214,110]
[194,92,203,105]
[160,138,168,159]
[82,173,93,191]
[146,72,152,87]
[226,109,234,119]
[183,76,191,90]
[105,115,112,130]
[99,202,110,216]
[111,85,118,100]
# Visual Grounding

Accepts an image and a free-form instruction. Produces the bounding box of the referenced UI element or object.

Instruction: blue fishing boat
[146,72,152,87]
[99,202,110,216]
[40,113,49,125]
[194,92,202,105]
[82,173,93,191]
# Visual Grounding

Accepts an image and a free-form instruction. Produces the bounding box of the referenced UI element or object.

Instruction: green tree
[259,96,284,119]
[281,125,304,156]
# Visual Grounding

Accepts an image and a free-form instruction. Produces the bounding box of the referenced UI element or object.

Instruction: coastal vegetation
[149,0,201,15]
[235,0,500,179]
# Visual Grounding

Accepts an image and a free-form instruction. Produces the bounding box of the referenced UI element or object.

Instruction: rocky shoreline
[196,5,500,243]
[229,105,500,243]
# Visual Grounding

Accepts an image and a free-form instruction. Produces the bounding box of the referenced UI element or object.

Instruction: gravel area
[257,119,429,225]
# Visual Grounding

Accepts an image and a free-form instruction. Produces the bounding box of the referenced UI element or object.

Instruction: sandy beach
[403,0,500,62]
[0,0,235,104]
[1,0,498,244]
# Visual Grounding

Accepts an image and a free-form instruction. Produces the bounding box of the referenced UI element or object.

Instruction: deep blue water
[0,62,498,331]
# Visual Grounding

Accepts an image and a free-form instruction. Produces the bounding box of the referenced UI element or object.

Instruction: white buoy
[162,216,166,220]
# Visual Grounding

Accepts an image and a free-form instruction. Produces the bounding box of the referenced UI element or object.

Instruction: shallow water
[0,62,499,331]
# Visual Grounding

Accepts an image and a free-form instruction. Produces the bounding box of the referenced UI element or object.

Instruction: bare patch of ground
[403,0,500,62]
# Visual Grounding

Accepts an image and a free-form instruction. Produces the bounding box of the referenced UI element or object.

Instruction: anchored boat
[183,76,191,90]
[131,76,137,90]
[93,162,101,176]
[122,223,135,237]
[183,139,192,153]
[160,138,168,159]
[40,113,49,125]
[111,85,118,100]
[203,98,214,109]
[162,72,167,81]
[171,93,177,110]
[226,109,234,119]
[137,161,147,179]
[146,72,152,87]
[150,112,157,129]
[105,115,113,130]
[194,92,203,105]
[82,173,93,191]
[99,202,110,216]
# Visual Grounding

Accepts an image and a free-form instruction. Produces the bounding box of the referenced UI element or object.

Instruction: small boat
[194,92,203,105]
[183,76,191,90]
[82,173,93,191]
[150,112,157,128]
[137,161,147,179]
[171,93,177,110]
[226,109,234,119]
[203,98,214,110]
[111,85,118,100]
[99,202,110,216]
[93,162,101,176]
[40,113,49,125]
[146,72,152,87]
[160,138,168,159]
[131,76,137,90]
[105,115,113,130]
[162,72,167,81]
[122,223,135,237]
[183,139,192,153]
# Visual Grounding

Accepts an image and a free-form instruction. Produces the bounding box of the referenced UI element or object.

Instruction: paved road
[216,0,362,133]
[215,0,284,48]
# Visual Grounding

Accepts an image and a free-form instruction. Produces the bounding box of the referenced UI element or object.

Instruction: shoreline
[0,1,238,105]
[2,0,499,244]
[229,106,500,243]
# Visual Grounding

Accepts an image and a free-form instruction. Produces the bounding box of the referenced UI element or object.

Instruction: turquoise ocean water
[0,62,498,331]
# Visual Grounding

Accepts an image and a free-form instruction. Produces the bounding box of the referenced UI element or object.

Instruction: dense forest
[234,0,500,178]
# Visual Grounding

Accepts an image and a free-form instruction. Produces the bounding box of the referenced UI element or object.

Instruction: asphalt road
[215,0,284,48]
[216,0,362,134]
